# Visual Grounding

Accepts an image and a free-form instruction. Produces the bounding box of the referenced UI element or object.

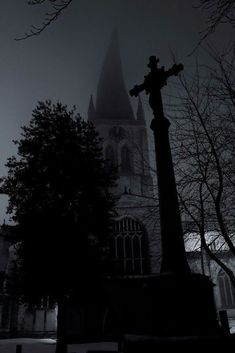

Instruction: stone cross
[130,56,183,118]
[130,56,190,273]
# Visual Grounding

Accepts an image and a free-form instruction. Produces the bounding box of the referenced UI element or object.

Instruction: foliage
[1,100,117,303]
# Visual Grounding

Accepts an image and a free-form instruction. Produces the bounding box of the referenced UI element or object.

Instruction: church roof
[95,30,135,122]
[88,94,96,122]
[184,231,235,252]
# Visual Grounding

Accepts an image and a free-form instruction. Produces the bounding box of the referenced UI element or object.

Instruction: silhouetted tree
[170,53,235,286]
[0,100,117,353]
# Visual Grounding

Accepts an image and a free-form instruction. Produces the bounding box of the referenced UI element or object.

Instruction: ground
[0,338,118,353]
[1,320,235,353]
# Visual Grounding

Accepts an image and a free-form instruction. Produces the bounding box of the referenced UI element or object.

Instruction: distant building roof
[95,29,135,122]
[184,231,235,252]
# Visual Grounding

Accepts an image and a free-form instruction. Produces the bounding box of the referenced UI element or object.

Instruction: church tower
[88,31,161,274]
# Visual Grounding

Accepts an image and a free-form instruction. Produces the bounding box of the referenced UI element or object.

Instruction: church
[87,30,161,276]
[0,31,235,339]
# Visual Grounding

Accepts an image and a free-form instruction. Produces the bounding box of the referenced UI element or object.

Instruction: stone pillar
[151,117,190,273]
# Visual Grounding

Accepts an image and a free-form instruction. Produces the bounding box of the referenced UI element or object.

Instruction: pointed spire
[88,94,96,121]
[95,29,135,121]
[136,96,145,124]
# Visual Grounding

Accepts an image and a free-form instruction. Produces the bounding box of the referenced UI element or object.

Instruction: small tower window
[105,145,116,168]
[121,145,132,174]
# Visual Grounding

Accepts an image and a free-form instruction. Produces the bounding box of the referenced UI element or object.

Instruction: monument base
[121,333,235,353]
[104,273,221,337]
[141,272,220,336]
[66,273,221,341]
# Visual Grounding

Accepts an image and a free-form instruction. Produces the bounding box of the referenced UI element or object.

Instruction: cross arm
[165,63,184,79]
[129,82,146,97]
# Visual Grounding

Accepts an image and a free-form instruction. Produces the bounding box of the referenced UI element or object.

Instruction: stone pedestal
[151,117,190,273]
[64,274,221,342]
[121,333,235,353]
[137,273,220,337]
[103,274,220,338]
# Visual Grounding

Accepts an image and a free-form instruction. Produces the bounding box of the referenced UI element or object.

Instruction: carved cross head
[147,56,160,70]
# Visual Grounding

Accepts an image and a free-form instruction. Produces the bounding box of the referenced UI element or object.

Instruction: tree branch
[15,0,73,41]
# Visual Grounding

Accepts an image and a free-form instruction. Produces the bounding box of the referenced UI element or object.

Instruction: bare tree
[197,0,235,44]
[16,0,73,40]
[170,51,235,286]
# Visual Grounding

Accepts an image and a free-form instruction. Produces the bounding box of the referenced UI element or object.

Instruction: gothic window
[121,145,132,174]
[109,127,126,143]
[218,271,235,308]
[111,216,148,275]
[105,145,116,168]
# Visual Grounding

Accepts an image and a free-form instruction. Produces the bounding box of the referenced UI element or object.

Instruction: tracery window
[111,216,148,275]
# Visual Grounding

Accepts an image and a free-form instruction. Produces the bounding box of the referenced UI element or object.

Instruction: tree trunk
[55,296,67,353]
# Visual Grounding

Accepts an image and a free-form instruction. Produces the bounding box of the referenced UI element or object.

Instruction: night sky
[0,0,233,223]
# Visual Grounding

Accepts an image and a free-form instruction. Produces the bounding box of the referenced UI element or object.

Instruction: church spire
[95,29,135,121]
[88,94,96,122]
[136,96,145,124]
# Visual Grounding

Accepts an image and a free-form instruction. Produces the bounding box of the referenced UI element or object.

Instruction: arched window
[111,216,148,275]
[105,145,116,168]
[121,145,132,174]
[217,271,235,308]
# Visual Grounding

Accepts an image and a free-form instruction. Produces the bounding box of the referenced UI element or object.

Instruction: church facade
[87,30,161,276]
